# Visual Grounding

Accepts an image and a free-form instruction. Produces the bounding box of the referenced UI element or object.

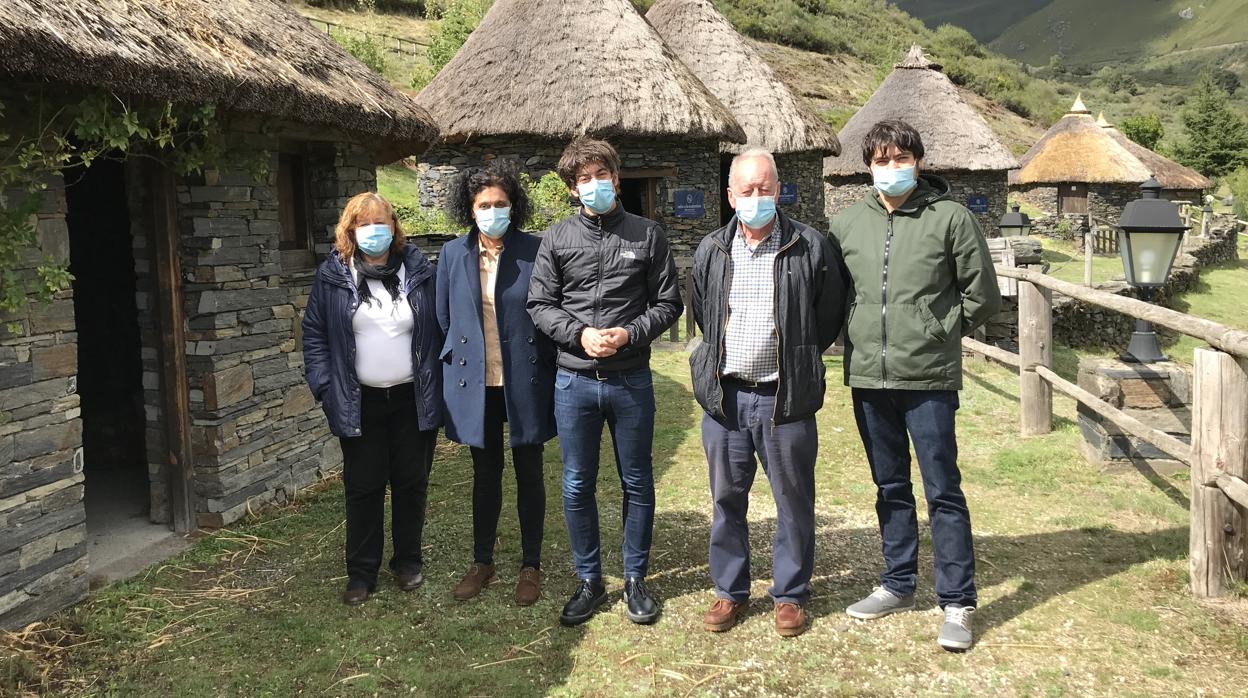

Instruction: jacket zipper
[406,270,424,425]
[881,214,894,388]
[770,234,800,425]
[593,216,604,334]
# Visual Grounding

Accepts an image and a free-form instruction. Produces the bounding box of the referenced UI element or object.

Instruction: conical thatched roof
[825,45,1016,176]
[1012,97,1156,186]
[645,0,839,155]
[0,0,438,153]
[1098,114,1213,192]
[415,0,744,144]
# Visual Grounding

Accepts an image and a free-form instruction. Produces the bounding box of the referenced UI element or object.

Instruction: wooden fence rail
[306,17,430,55]
[963,264,1248,598]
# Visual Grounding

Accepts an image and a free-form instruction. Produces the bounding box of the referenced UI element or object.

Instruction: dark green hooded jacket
[829,175,1002,391]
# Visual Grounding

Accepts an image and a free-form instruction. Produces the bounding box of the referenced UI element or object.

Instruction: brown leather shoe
[775,603,807,638]
[342,586,371,606]
[515,567,542,606]
[452,563,497,600]
[703,598,748,632]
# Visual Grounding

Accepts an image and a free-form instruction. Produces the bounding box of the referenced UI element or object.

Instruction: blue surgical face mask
[577,177,616,215]
[734,195,778,229]
[475,206,511,239]
[355,223,393,257]
[872,165,917,198]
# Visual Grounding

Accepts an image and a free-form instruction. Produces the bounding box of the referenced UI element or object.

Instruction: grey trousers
[703,383,818,605]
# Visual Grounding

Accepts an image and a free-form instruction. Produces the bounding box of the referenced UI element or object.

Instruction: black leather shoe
[559,578,607,626]
[342,585,373,606]
[395,568,424,592]
[624,577,660,624]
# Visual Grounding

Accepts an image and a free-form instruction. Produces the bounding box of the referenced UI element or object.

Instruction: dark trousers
[471,387,545,568]
[339,383,435,590]
[553,367,656,580]
[703,383,818,605]
[851,388,976,608]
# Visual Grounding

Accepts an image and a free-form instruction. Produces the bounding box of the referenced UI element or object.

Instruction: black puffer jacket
[527,205,683,371]
[689,212,848,425]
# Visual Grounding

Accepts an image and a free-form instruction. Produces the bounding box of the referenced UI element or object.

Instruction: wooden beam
[961,337,1021,368]
[1216,473,1248,511]
[148,164,197,534]
[1190,347,1248,597]
[1019,280,1053,436]
[994,265,1248,359]
[1034,365,1191,463]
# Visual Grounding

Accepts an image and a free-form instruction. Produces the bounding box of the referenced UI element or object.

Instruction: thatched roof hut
[1096,113,1213,194]
[415,0,744,144]
[825,45,1017,176]
[0,0,438,153]
[1010,97,1149,186]
[645,0,839,155]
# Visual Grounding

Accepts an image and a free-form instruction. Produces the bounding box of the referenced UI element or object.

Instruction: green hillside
[989,0,1248,70]
[892,0,1050,42]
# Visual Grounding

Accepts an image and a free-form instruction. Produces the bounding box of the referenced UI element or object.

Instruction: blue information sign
[674,190,704,218]
[966,195,989,214]
[779,183,798,205]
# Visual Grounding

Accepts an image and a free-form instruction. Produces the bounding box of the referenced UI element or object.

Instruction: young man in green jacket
[830,120,1002,651]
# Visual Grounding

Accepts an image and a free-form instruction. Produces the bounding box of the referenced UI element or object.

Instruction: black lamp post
[999,204,1032,237]
[1117,177,1187,363]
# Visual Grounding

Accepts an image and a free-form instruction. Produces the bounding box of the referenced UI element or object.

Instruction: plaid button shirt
[721,224,780,382]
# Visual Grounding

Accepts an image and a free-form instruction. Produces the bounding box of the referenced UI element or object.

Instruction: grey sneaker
[938,604,975,651]
[845,586,915,620]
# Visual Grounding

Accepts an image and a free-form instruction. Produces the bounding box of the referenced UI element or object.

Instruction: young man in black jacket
[527,137,682,626]
[688,147,847,637]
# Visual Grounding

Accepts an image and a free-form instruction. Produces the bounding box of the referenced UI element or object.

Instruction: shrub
[1225,167,1248,220]
[1119,114,1164,151]
[523,171,577,231]
[331,30,387,75]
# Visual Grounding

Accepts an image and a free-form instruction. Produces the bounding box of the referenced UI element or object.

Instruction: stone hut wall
[0,108,377,625]
[773,151,826,232]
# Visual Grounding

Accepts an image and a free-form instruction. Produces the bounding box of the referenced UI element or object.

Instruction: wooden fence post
[1084,226,1094,287]
[1190,347,1248,597]
[1018,278,1053,436]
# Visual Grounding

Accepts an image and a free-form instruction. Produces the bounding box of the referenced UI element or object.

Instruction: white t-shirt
[351,262,415,388]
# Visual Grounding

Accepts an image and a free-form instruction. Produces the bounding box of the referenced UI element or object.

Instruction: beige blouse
[479,241,504,387]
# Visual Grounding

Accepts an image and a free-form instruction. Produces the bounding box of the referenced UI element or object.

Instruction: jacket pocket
[787,344,826,415]
[917,298,948,343]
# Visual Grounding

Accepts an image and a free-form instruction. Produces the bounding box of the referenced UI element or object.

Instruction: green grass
[1166,232,1248,362]
[1039,236,1124,286]
[7,352,1247,695]
[377,162,422,210]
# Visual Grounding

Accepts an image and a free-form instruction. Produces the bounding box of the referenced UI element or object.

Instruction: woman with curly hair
[302,192,443,605]
[436,160,556,606]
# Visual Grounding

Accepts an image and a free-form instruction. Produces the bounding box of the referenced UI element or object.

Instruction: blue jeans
[703,384,817,605]
[851,388,976,608]
[554,367,656,579]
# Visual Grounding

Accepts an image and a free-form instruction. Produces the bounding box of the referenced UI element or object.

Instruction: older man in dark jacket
[528,137,682,627]
[689,147,847,638]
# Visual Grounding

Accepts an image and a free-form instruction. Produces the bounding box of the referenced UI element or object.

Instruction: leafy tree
[411,0,489,90]
[332,31,387,75]
[1212,69,1240,96]
[1175,73,1248,177]
[1119,113,1164,151]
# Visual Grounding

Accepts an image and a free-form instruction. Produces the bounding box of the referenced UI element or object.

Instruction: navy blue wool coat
[436,228,556,448]
[302,244,444,438]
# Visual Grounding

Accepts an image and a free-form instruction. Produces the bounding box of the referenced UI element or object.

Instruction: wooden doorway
[1059,183,1088,215]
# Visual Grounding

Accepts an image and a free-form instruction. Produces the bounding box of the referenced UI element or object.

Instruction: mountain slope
[891,0,1051,42]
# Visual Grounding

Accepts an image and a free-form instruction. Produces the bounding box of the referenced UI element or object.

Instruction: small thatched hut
[0,0,436,627]
[825,45,1017,235]
[645,0,841,227]
[1096,112,1213,203]
[414,0,745,251]
[1009,96,1151,230]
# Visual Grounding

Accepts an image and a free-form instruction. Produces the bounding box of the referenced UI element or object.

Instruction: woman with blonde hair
[302,192,443,605]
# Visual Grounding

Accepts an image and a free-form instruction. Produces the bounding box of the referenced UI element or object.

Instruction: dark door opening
[65,155,167,573]
[619,177,658,220]
[720,155,733,226]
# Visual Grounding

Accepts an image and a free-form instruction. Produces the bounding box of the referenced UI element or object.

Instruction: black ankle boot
[624,577,659,624]
[559,578,607,626]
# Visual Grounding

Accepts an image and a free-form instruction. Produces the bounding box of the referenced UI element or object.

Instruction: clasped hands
[580,327,629,358]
